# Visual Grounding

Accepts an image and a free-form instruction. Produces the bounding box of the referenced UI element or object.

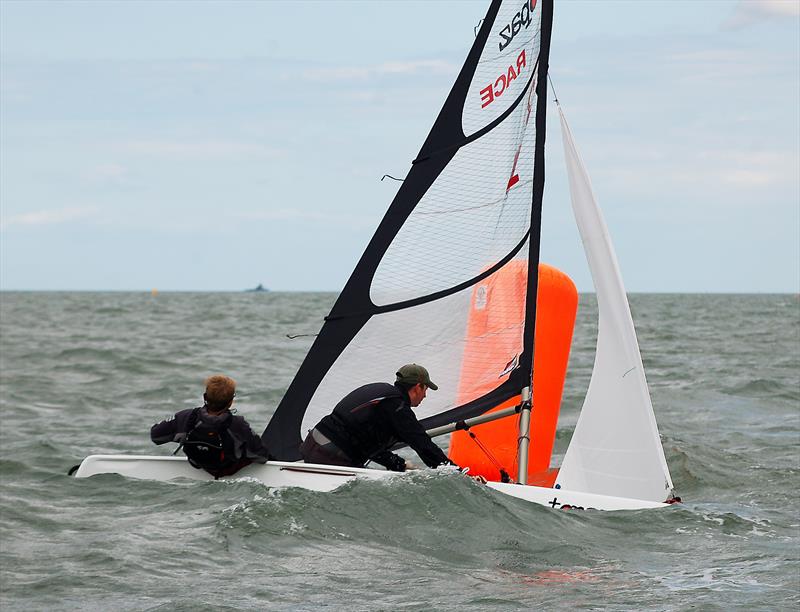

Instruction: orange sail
[449,262,577,484]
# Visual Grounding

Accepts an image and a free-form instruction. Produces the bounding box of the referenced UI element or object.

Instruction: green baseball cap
[395,364,438,390]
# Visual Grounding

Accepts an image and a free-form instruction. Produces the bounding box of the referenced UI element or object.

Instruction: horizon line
[1,289,798,296]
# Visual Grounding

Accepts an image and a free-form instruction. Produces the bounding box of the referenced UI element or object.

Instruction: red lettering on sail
[507,148,521,191]
[479,50,529,109]
[480,85,494,108]
[494,74,507,97]
[507,65,517,84]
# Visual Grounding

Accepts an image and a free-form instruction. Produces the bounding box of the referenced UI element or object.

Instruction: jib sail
[554,106,674,502]
[264,0,554,460]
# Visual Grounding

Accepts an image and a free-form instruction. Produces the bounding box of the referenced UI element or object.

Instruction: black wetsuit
[302,382,452,471]
[151,407,269,476]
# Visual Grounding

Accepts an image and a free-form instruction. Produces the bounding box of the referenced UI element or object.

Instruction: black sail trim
[516,0,553,393]
[412,62,539,166]
[324,229,530,322]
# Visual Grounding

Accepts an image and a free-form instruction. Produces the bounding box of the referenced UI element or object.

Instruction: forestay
[554,106,674,503]
[264,0,554,460]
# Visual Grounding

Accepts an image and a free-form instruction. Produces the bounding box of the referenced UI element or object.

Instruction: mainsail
[264,0,554,460]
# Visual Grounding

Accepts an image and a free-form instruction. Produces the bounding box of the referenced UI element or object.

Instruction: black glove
[385,453,407,472]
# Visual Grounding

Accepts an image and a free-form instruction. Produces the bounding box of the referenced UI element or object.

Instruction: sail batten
[326,230,531,321]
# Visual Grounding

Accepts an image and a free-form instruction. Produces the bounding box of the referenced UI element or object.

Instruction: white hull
[486,481,666,511]
[74,455,393,492]
[73,455,667,510]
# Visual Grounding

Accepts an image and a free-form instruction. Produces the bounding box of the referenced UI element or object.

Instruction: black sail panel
[520,0,553,390]
[264,0,553,461]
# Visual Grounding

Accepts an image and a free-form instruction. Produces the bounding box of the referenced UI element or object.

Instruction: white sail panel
[463,0,542,137]
[371,87,537,306]
[301,252,528,434]
[555,107,674,503]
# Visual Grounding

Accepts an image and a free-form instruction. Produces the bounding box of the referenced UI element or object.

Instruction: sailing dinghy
[74,0,677,511]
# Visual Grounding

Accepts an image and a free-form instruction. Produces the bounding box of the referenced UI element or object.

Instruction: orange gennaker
[448,262,577,484]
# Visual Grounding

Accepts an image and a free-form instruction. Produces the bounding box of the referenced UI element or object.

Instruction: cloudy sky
[1,0,798,292]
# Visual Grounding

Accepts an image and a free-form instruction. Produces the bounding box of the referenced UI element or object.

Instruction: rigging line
[469,432,504,471]
[286,333,319,339]
[462,426,513,483]
[381,174,404,182]
[547,72,559,105]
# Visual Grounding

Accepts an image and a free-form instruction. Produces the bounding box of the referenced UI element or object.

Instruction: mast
[516,386,533,484]
[517,0,553,390]
[514,0,553,485]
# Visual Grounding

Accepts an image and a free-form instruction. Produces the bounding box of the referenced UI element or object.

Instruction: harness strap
[173,407,202,455]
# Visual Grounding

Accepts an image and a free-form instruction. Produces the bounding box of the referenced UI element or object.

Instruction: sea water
[0,292,797,611]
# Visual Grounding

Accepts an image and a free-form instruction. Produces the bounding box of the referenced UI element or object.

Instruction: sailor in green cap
[299,364,453,472]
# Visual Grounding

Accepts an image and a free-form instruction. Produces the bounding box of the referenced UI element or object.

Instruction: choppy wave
[0,292,798,611]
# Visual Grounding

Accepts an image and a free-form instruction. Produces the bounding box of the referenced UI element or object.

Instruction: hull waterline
[73,454,668,510]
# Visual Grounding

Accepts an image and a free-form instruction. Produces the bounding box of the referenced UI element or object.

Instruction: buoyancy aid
[180,407,238,473]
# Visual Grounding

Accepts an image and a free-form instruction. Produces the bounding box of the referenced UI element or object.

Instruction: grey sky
[1,0,798,292]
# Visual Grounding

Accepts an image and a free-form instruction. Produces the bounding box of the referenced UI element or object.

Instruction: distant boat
[245,284,269,292]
